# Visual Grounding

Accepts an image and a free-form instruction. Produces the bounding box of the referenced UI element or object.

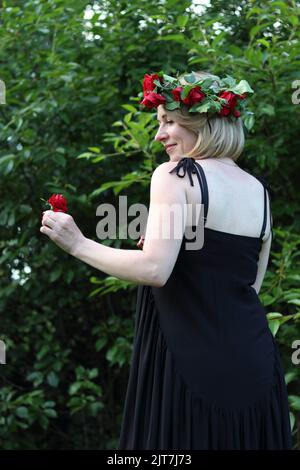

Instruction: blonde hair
[163,70,245,162]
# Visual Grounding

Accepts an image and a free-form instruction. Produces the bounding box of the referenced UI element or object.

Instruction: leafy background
[0,0,299,449]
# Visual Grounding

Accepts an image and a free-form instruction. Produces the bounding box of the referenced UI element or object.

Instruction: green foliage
[0,387,57,449]
[0,0,299,450]
[262,228,300,434]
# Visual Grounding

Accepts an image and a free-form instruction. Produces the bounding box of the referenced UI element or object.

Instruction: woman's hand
[40,210,86,256]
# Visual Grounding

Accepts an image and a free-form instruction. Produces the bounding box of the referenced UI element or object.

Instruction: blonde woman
[40,70,292,450]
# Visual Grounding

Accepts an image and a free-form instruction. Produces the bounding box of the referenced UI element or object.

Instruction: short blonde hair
[162,70,245,162]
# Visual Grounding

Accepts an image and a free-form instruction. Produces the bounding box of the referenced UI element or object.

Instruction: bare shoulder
[150,161,187,201]
[151,161,184,186]
[196,158,262,186]
[150,161,186,205]
[152,160,180,177]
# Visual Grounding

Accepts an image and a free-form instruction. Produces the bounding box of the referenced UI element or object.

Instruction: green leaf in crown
[189,98,222,114]
[165,101,181,111]
[162,73,178,83]
[195,77,216,93]
[231,80,254,95]
[183,73,197,84]
[181,85,196,99]
[165,93,175,103]
[220,75,237,88]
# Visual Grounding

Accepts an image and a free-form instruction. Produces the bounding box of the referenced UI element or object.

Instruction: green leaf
[260,104,275,116]
[82,96,100,104]
[111,121,124,127]
[19,204,33,215]
[47,371,59,388]
[243,113,255,131]
[64,270,74,284]
[88,147,101,154]
[250,23,272,40]
[7,211,15,227]
[37,345,50,360]
[44,408,57,418]
[288,395,300,411]
[37,27,50,34]
[44,401,56,408]
[232,80,254,95]
[88,368,98,379]
[189,100,213,113]
[289,412,295,431]
[89,402,104,417]
[121,104,137,113]
[266,312,283,320]
[16,407,29,419]
[176,15,188,28]
[55,153,66,168]
[268,320,280,336]
[256,38,270,48]
[285,370,298,385]
[183,73,196,84]
[69,382,81,395]
[50,266,63,283]
[181,85,194,99]
[196,77,216,91]
[164,101,181,111]
[155,34,186,42]
[39,415,49,430]
[76,152,95,160]
[95,337,108,352]
[287,299,300,306]
[0,154,15,175]
[289,16,299,26]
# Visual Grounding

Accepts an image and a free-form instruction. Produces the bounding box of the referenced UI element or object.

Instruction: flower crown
[139,71,254,121]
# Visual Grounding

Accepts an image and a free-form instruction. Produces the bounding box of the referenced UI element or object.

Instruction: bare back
[183,158,272,241]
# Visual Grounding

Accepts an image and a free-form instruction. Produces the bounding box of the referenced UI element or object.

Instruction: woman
[40,70,293,450]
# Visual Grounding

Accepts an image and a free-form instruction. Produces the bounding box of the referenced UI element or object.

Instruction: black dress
[118,157,292,450]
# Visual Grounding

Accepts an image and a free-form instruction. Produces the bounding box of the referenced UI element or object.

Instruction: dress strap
[168,157,209,225]
[254,175,273,241]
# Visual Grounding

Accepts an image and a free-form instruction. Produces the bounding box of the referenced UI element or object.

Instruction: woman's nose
[155,129,168,142]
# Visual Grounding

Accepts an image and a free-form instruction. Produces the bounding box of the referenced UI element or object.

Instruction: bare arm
[251,189,273,294]
[73,238,160,286]
[72,162,187,287]
[251,233,272,294]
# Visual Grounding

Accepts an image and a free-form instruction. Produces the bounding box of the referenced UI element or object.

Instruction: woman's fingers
[41,213,56,229]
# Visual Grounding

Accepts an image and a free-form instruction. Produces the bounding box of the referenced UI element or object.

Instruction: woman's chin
[167,151,180,162]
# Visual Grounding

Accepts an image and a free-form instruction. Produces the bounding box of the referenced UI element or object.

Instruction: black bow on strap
[168,156,209,224]
[168,157,197,187]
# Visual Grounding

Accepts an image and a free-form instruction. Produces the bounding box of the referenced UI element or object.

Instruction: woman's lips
[166,144,177,151]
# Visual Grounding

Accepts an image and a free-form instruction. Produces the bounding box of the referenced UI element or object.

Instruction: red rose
[140,91,166,109]
[47,194,68,213]
[171,86,184,101]
[142,73,162,95]
[182,86,205,106]
[232,109,241,117]
[218,91,245,117]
